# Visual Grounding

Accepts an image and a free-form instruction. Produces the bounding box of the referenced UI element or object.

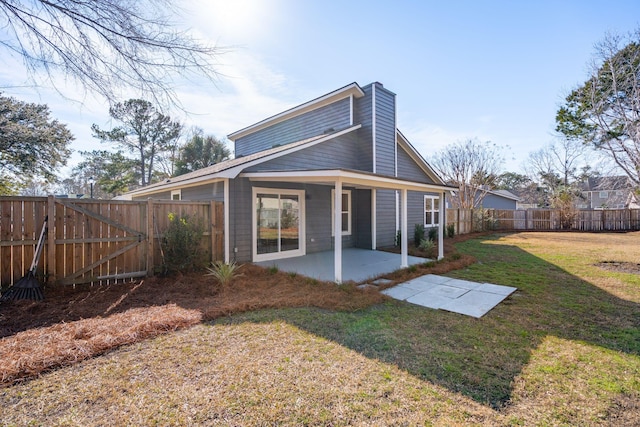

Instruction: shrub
[414,224,425,247]
[418,238,436,257]
[427,227,438,241]
[205,261,242,286]
[446,223,455,238]
[161,213,205,273]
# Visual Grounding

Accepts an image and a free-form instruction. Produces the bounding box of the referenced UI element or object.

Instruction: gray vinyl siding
[181,183,225,201]
[355,189,372,249]
[373,84,396,176]
[245,132,360,172]
[375,189,396,247]
[132,190,171,201]
[397,146,435,184]
[229,179,357,262]
[407,192,426,238]
[354,85,373,172]
[235,98,351,157]
[481,193,517,209]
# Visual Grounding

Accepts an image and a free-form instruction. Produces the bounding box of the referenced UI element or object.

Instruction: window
[171,189,181,200]
[424,195,440,227]
[331,189,351,236]
[599,191,608,199]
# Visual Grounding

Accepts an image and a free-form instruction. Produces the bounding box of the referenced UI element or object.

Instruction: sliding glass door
[253,188,305,261]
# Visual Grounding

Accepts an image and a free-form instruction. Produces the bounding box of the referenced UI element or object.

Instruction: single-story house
[122,82,454,282]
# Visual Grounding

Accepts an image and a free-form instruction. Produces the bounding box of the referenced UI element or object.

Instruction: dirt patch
[595,261,640,274]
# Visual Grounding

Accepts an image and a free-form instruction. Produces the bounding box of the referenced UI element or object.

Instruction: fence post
[147,199,154,276]
[46,195,56,284]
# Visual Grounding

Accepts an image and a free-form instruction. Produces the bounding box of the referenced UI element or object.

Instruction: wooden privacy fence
[447,208,640,234]
[0,196,224,288]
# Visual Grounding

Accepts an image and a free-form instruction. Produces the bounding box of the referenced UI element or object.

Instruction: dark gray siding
[375,189,396,247]
[229,177,253,262]
[397,146,435,184]
[355,189,372,249]
[132,190,171,201]
[229,179,357,262]
[245,132,360,172]
[354,85,373,172]
[181,183,226,201]
[481,193,517,209]
[373,84,396,176]
[407,191,425,237]
[235,98,351,157]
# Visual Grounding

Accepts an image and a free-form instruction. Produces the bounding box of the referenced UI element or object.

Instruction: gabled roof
[488,189,520,201]
[123,125,362,198]
[580,176,634,192]
[228,82,365,141]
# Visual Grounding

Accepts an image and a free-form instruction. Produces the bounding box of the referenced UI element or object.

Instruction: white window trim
[331,189,352,236]
[424,195,440,227]
[170,189,181,200]
[599,191,608,198]
[252,187,306,262]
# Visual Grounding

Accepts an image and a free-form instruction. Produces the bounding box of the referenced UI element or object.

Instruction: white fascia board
[228,83,365,141]
[126,177,226,198]
[220,124,362,178]
[241,169,455,193]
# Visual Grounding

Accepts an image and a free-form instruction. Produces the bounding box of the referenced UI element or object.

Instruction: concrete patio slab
[440,290,512,318]
[381,285,422,301]
[406,292,453,310]
[384,274,516,318]
[476,283,517,296]
[422,284,470,299]
[255,248,429,283]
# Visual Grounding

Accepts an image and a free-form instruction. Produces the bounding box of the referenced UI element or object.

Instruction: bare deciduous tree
[0,0,224,107]
[430,138,504,209]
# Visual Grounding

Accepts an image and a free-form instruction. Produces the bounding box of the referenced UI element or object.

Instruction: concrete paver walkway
[381,274,516,318]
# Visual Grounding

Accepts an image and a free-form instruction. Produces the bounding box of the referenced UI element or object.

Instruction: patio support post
[400,188,408,268]
[371,189,377,250]
[224,178,230,263]
[438,191,444,260]
[334,180,343,283]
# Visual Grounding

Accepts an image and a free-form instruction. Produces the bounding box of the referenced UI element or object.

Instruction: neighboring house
[577,176,638,209]
[446,187,519,210]
[481,189,519,209]
[121,82,453,282]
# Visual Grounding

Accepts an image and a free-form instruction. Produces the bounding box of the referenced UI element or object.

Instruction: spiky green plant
[205,261,242,286]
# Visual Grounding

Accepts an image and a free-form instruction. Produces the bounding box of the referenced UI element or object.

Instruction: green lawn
[1,232,639,426]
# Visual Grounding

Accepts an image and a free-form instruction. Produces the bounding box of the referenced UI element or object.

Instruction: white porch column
[438,191,444,260]
[371,189,377,250]
[400,188,408,268]
[224,178,230,263]
[334,180,343,283]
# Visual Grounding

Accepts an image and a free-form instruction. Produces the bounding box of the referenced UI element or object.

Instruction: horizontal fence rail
[446,208,640,235]
[0,196,224,288]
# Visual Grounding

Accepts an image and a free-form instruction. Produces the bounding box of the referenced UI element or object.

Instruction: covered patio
[242,168,453,283]
[255,248,430,283]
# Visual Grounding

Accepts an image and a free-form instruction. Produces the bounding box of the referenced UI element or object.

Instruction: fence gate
[51,199,148,285]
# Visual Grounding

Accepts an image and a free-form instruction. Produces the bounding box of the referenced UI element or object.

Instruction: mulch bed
[0,233,479,385]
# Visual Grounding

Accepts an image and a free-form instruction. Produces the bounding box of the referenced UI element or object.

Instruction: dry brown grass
[1,322,500,426]
[0,236,476,387]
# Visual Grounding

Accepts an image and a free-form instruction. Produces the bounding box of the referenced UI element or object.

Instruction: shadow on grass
[213,235,639,409]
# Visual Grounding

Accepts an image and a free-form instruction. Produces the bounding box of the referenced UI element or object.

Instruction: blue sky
[3,0,640,176]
